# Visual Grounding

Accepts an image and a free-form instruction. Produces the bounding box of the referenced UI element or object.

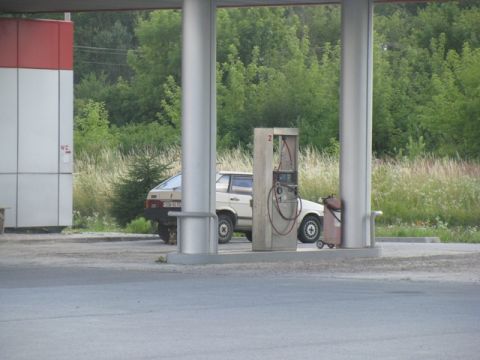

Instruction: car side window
[216,175,230,193]
[230,176,253,195]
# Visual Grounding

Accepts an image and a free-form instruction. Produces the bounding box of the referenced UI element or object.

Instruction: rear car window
[156,174,182,190]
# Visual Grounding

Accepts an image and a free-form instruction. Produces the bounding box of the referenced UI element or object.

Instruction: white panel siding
[17,174,58,227]
[0,68,18,173]
[0,174,17,227]
[59,70,73,174]
[18,69,59,174]
[58,173,72,226]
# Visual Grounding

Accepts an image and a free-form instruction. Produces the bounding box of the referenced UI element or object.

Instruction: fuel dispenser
[252,128,300,251]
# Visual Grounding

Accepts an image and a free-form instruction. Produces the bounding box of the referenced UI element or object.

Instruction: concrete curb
[0,233,159,244]
[376,237,440,243]
[166,247,381,265]
[0,234,442,245]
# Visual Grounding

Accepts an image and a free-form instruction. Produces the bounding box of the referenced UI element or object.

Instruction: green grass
[73,147,480,242]
[377,224,480,243]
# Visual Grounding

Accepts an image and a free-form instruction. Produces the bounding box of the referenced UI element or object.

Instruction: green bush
[110,152,170,226]
[125,217,154,234]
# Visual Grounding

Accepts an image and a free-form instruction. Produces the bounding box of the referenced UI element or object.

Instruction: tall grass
[73,148,180,229]
[298,147,339,201]
[74,147,480,240]
[372,157,480,227]
[74,149,127,218]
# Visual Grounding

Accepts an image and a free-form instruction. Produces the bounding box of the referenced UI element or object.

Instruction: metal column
[180,0,217,254]
[340,0,373,248]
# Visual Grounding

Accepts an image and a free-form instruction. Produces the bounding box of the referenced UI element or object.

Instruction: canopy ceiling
[0,0,432,13]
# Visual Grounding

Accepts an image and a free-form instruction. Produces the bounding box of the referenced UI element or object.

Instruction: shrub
[110,151,170,226]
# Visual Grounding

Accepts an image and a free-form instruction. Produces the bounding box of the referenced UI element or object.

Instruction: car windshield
[155,173,225,190]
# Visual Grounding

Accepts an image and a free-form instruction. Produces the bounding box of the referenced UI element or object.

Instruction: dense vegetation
[71,3,480,158]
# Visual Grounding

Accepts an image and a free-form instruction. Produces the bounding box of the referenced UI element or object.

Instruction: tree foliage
[72,3,480,158]
[74,100,117,155]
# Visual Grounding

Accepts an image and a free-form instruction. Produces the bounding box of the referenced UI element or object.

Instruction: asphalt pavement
[1,265,479,360]
[0,233,479,360]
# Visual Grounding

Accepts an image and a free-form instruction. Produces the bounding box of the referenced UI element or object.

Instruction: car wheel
[245,232,252,242]
[298,215,322,243]
[217,213,234,244]
[158,224,170,243]
[168,227,177,245]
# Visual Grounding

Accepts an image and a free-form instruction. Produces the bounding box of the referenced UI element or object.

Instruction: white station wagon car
[144,171,324,244]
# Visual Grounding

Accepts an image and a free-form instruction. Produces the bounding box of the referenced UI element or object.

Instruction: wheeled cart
[316,196,341,249]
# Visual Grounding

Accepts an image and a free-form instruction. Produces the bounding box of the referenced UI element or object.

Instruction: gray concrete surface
[166,246,381,264]
[0,234,480,283]
[0,233,440,244]
[0,232,158,243]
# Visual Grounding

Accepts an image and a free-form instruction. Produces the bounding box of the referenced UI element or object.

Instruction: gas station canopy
[0,0,423,12]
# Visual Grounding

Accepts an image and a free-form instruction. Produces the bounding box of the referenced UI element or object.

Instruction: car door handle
[230,197,240,201]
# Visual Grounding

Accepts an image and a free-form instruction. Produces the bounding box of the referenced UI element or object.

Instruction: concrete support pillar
[180,0,217,254]
[340,0,373,248]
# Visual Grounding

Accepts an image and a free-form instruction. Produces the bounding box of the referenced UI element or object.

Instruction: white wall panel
[18,69,59,173]
[0,68,18,173]
[58,174,72,226]
[0,174,17,227]
[59,70,73,174]
[17,174,58,227]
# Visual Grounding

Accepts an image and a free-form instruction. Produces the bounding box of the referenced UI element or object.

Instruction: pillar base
[166,247,381,265]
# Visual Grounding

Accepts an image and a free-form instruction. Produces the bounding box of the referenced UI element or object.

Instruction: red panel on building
[0,19,18,68]
[59,22,73,70]
[18,20,59,69]
[1,19,73,70]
